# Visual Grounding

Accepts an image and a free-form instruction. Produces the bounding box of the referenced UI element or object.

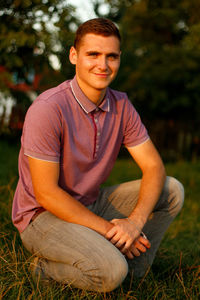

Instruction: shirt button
[96,108,99,112]
[96,145,99,149]
[95,118,98,123]
[97,132,100,136]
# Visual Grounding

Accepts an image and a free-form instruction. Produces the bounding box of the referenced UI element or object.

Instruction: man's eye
[89,53,98,57]
[108,55,118,60]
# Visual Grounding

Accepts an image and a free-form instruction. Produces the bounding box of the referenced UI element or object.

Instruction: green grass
[0,139,199,299]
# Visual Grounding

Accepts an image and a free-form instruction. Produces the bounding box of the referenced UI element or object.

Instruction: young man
[12,18,184,292]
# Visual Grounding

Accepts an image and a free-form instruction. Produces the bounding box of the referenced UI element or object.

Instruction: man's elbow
[33,185,59,208]
[154,159,166,183]
[160,162,166,182]
[146,159,166,182]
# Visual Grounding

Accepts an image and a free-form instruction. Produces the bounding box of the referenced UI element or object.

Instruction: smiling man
[12,18,184,292]
[70,33,121,104]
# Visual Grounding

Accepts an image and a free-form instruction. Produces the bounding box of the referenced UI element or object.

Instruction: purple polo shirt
[12,76,149,233]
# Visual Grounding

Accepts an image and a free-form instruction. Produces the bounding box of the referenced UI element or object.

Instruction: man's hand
[105,218,151,259]
[125,235,151,259]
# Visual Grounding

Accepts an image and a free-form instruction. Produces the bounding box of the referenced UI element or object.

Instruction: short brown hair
[74,18,121,50]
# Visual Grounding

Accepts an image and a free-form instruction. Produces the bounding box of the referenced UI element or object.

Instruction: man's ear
[69,46,77,65]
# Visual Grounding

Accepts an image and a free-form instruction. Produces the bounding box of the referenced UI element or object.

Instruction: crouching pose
[12,18,184,292]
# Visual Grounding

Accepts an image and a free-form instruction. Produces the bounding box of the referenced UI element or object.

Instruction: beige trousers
[20,176,184,292]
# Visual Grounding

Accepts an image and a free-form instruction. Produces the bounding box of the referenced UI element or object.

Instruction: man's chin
[93,80,112,90]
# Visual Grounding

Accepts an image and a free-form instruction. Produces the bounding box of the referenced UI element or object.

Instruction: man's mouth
[94,73,109,78]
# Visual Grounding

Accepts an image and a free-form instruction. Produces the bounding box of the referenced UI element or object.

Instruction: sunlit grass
[0,139,199,299]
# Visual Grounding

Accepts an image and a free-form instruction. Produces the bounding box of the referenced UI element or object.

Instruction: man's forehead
[78,33,120,51]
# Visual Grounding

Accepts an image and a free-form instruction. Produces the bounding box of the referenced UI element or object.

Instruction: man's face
[70,33,121,99]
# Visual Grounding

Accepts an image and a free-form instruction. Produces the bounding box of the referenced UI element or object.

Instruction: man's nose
[98,56,108,70]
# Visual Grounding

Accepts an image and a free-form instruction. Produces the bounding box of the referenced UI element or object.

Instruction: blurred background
[1,0,200,162]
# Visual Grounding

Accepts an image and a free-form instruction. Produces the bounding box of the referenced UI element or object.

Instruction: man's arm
[28,157,113,236]
[106,139,166,257]
[127,139,166,227]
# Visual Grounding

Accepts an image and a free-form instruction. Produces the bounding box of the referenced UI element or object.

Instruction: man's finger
[105,226,118,240]
[130,245,141,257]
[134,240,147,253]
[110,234,121,245]
[114,239,126,249]
[137,236,151,248]
[120,239,133,254]
[125,250,134,259]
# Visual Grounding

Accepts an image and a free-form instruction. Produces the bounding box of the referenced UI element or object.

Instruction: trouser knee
[166,176,184,216]
[100,255,128,292]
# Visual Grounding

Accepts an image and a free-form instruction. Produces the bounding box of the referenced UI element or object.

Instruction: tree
[0,0,80,132]
[97,0,200,124]
[0,0,77,104]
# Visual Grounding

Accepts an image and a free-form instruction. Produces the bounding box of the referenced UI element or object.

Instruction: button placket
[95,115,100,156]
[91,111,101,159]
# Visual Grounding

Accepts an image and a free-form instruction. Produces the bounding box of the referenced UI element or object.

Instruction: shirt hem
[24,151,59,163]
[125,136,150,148]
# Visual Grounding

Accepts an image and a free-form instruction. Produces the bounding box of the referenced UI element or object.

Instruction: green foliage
[2,0,200,124]
[0,139,199,298]
[102,0,200,122]
[0,0,77,101]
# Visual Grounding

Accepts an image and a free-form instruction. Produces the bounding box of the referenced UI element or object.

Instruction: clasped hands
[105,218,151,259]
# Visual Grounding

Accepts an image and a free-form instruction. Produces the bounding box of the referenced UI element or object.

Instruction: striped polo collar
[70,76,110,114]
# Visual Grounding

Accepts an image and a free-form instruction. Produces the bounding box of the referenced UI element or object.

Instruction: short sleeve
[122,97,149,147]
[22,100,62,162]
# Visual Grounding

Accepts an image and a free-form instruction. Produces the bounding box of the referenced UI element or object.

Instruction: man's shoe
[30,256,50,285]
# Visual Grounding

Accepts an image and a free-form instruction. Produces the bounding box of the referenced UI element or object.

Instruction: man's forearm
[128,163,166,230]
[105,139,166,257]
[28,157,113,237]
[105,163,166,258]
[36,185,113,236]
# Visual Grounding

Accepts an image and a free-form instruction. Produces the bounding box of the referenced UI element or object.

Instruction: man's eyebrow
[86,51,120,57]
[86,51,100,55]
[107,52,120,57]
